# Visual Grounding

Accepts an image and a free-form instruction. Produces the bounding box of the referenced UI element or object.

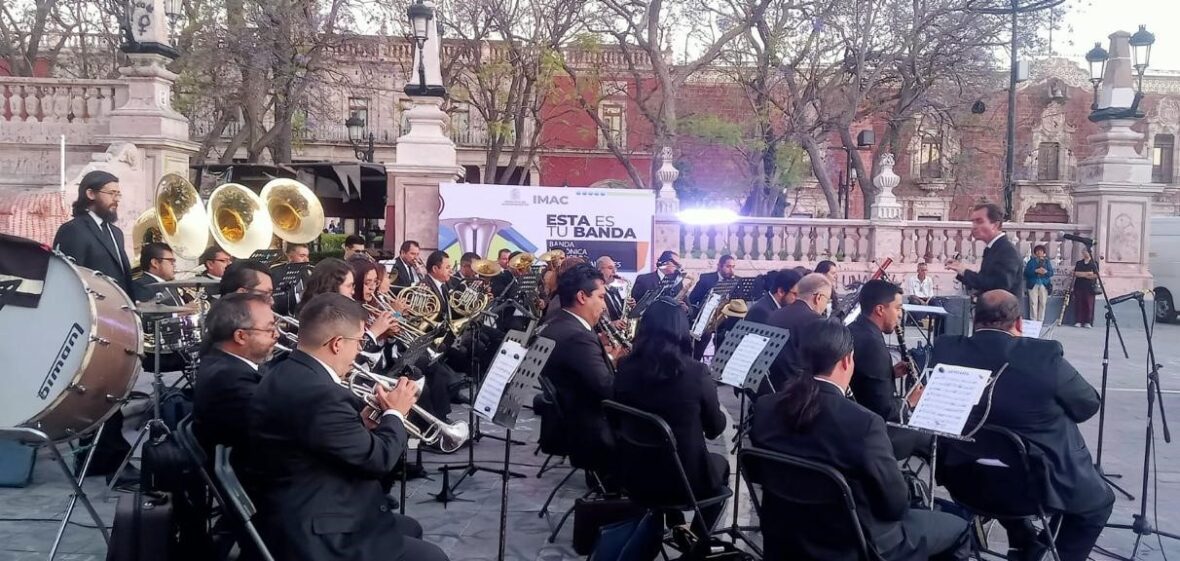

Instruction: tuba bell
[207,183,275,259]
[260,178,325,245]
[131,207,164,266]
[155,173,211,260]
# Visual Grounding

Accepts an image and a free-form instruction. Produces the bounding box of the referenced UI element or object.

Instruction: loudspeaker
[933,296,972,337]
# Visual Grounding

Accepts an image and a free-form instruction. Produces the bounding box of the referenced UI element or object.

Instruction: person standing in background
[1072,249,1098,328]
[1024,245,1054,322]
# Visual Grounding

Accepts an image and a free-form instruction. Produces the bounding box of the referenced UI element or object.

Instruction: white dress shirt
[906,275,934,299]
[564,309,593,331]
[88,210,126,270]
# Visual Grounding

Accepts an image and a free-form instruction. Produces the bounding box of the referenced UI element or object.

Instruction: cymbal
[148,276,220,288]
[135,302,195,314]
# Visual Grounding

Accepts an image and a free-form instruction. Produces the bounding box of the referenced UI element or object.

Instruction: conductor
[944,203,1023,298]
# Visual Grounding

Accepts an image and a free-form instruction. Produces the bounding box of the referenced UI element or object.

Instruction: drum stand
[106,316,173,493]
[0,426,110,560]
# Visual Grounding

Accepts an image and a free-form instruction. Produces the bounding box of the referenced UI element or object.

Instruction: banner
[438,183,655,278]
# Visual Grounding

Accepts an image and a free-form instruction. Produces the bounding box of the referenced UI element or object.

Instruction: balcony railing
[1,78,127,144]
[188,116,535,149]
[678,217,1093,267]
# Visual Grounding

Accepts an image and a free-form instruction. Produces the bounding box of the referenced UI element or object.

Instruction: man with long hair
[751,319,969,561]
[52,170,134,480]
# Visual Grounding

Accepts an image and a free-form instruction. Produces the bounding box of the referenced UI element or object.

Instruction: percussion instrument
[135,302,194,314]
[0,252,143,441]
[147,277,221,288]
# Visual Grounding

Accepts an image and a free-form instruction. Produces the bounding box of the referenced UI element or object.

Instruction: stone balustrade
[1,78,126,125]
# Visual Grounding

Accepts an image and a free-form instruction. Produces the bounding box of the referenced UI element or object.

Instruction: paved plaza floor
[2,320,1180,561]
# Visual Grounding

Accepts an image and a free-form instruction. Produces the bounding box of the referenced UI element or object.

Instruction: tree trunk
[799,135,840,216]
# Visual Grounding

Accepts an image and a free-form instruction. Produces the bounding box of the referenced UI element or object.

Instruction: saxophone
[675,272,697,304]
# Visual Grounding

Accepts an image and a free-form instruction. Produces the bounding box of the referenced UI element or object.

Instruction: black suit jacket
[745,294,781,325]
[958,234,1024,297]
[196,272,221,297]
[418,277,452,322]
[688,271,720,310]
[614,359,726,498]
[250,350,410,561]
[536,311,615,470]
[751,383,919,561]
[193,348,261,454]
[391,258,420,289]
[763,301,823,391]
[930,330,1105,511]
[52,215,134,296]
[631,271,662,303]
[848,316,903,423]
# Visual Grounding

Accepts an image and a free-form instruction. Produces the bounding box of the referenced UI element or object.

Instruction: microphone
[1061,233,1094,246]
[1108,289,1154,306]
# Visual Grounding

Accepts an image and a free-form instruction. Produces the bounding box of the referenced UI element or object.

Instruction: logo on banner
[502,188,529,207]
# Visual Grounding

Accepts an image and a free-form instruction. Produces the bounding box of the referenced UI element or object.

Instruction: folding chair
[212,446,276,561]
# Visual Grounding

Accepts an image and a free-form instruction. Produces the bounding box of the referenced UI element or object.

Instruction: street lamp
[1088,25,1155,122]
[345,112,375,162]
[406,0,433,96]
[836,130,874,219]
[120,0,182,58]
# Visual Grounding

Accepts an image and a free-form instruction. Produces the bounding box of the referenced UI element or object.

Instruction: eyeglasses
[156,257,177,263]
[96,189,122,199]
[241,325,278,334]
[246,288,274,298]
[326,334,365,347]
[211,258,232,264]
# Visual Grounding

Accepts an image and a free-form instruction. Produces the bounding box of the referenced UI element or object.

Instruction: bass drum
[0,252,142,442]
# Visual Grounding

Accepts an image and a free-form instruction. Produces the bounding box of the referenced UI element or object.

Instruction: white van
[1151,216,1180,323]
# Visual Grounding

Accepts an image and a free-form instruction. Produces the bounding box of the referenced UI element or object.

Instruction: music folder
[473,331,553,430]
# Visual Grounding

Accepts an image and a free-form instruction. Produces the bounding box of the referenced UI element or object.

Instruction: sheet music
[473,340,527,421]
[901,304,948,315]
[691,293,723,338]
[906,363,992,435]
[1021,319,1043,339]
[720,333,769,387]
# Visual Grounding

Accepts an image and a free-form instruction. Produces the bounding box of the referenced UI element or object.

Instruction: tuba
[207,183,274,259]
[260,178,325,245]
[155,173,211,260]
[131,207,165,266]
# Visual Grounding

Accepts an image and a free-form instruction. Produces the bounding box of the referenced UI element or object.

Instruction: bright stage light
[676,208,739,225]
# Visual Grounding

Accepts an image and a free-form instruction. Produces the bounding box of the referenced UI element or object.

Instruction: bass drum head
[0,255,141,440]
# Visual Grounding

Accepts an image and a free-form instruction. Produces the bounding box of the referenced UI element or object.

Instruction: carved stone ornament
[1156,98,1180,126]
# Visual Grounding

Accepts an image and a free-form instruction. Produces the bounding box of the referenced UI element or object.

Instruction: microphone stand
[1085,243,1133,499]
[1100,294,1180,560]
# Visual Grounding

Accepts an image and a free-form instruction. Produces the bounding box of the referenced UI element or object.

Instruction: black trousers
[895,509,972,561]
[999,484,1114,561]
[392,514,448,561]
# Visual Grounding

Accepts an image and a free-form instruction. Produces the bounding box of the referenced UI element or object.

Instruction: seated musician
[931,290,1112,561]
[746,269,801,325]
[537,263,626,484]
[542,256,589,323]
[249,293,447,561]
[348,256,404,370]
[597,255,630,325]
[613,298,729,535]
[412,251,461,429]
[846,280,927,459]
[762,273,832,393]
[196,245,232,297]
[133,242,183,305]
[270,243,311,313]
[219,260,275,305]
[192,293,276,462]
[632,250,680,303]
[750,319,970,561]
[447,252,481,291]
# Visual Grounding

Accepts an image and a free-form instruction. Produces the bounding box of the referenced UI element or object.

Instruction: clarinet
[895,321,919,395]
[597,314,632,350]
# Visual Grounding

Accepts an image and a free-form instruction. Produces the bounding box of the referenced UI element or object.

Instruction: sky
[1053,0,1180,72]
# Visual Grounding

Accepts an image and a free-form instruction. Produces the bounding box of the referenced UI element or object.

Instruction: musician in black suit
[746,269,801,325]
[52,170,134,479]
[134,243,191,373]
[249,293,447,561]
[763,273,831,392]
[687,254,735,359]
[930,290,1113,561]
[631,250,680,303]
[945,203,1024,298]
[614,298,729,536]
[390,240,424,289]
[193,293,276,462]
[815,260,841,317]
[537,263,625,480]
[447,252,481,291]
[751,319,970,561]
[197,245,232,297]
[415,250,456,428]
[221,260,275,305]
[847,280,927,459]
[53,170,134,295]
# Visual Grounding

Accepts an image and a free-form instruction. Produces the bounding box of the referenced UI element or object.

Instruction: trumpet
[347,368,470,452]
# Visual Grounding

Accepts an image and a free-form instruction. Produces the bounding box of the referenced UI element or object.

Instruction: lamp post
[406,0,433,96]
[1088,25,1155,121]
[967,0,1065,220]
[120,0,182,58]
[829,130,874,219]
[346,112,375,162]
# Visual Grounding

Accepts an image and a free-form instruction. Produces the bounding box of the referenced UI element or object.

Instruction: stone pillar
[96,0,197,244]
[1074,31,1163,296]
[386,9,461,252]
[869,153,904,262]
[651,146,681,266]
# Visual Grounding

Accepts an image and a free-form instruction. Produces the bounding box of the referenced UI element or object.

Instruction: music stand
[472,333,553,561]
[247,249,282,264]
[708,321,789,554]
[887,363,1003,510]
[901,303,946,348]
[726,276,760,303]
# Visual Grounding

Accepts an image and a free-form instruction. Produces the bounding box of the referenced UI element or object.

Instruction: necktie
[103,222,125,272]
